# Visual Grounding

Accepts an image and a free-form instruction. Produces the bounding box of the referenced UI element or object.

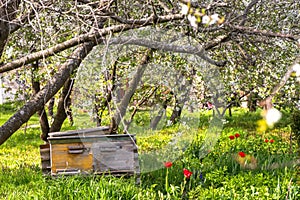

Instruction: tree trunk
[110,49,153,133]
[31,60,50,141]
[150,102,167,130]
[248,92,258,112]
[0,0,21,57]
[169,69,195,125]
[94,60,117,126]
[169,97,182,124]
[259,56,300,110]
[125,86,157,130]
[50,78,74,132]
[48,97,55,119]
[0,41,95,145]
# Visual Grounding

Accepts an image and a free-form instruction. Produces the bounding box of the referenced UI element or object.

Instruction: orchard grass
[0,102,299,199]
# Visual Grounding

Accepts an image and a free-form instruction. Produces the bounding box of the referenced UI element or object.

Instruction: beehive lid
[48,126,110,138]
[48,127,135,144]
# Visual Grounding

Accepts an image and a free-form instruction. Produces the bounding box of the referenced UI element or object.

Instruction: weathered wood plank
[48,126,110,137]
[40,144,51,175]
[50,142,93,174]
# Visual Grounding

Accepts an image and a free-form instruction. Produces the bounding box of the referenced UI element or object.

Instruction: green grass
[0,102,299,199]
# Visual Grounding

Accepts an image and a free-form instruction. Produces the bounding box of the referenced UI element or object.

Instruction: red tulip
[164,161,173,168]
[270,139,274,143]
[238,151,246,158]
[264,139,269,143]
[183,168,193,179]
[229,135,235,140]
[235,133,240,138]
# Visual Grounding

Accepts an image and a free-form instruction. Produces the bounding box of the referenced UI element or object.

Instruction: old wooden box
[40,126,139,178]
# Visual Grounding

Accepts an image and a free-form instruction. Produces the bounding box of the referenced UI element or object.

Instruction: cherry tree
[0,0,299,145]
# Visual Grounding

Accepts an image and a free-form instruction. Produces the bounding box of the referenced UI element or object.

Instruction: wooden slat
[50,142,93,174]
[40,144,51,175]
[48,126,110,138]
[92,140,135,172]
[48,134,136,144]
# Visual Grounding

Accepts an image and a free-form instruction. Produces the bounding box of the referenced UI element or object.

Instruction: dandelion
[164,161,173,168]
[270,139,274,143]
[183,168,193,179]
[265,108,282,127]
[235,133,240,138]
[238,151,246,158]
[229,135,235,140]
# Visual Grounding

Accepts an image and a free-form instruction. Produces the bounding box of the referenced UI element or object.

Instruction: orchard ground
[0,102,299,199]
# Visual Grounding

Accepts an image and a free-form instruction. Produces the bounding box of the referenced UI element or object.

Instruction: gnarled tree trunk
[50,77,74,132]
[110,49,153,133]
[0,0,21,57]
[31,60,50,141]
[0,41,95,145]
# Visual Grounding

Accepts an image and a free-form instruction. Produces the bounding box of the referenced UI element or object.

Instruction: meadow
[0,102,299,199]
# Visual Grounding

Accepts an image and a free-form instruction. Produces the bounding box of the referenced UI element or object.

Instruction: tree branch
[178,0,228,9]
[230,25,299,41]
[108,37,226,66]
[0,13,184,74]
[204,34,231,50]
[259,55,300,109]
[239,0,259,26]
[0,41,95,145]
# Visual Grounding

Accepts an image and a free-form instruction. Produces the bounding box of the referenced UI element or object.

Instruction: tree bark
[125,86,157,130]
[109,37,226,67]
[48,97,55,119]
[31,60,50,141]
[94,60,117,126]
[169,97,182,125]
[0,0,21,57]
[49,78,74,132]
[150,102,167,130]
[169,69,195,124]
[0,41,95,145]
[110,49,153,133]
[259,56,300,110]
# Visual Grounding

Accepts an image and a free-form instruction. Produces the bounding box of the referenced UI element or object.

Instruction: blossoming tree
[0,0,299,145]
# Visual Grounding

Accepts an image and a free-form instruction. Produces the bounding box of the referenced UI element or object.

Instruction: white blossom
[188,14,198,29]
[202,15,210,24]
[6,46,13,58]
[210,14,220,25]
[202,14,220,25]
[292,63,300,76]
[265,108,282,127]
[180,4,189,15]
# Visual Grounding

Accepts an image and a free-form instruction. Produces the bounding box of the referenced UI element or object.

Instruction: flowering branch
[230,25,299,41]
[108,37,226,66]
[259,55,300,109]
[0,13,184,74]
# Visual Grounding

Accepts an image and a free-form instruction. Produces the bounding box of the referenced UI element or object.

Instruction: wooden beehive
[41,126,140,178]
[39,143,51,175]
